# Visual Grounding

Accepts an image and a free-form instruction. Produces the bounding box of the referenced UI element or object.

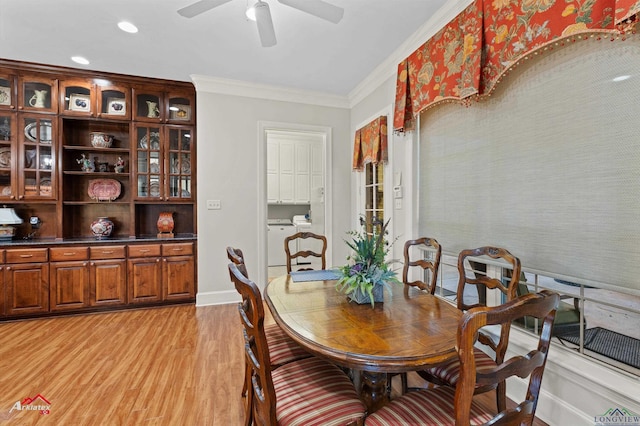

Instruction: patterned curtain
[352,116,388,171]
[393,0,638,132]
[393,0,483,131]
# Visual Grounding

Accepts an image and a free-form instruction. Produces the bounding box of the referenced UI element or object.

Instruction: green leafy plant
[335,216,400,306]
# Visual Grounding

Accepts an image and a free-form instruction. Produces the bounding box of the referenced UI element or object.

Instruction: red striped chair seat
[365,386,493,426]
[266,324,311,366]
[423,347,497,386]
[273,356,367,426]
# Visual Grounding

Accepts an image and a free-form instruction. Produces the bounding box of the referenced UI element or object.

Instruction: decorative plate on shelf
[0,147,10,168]
[88,178,121,201]
[24,149,36,168]
[139,131,160,149]
[24,121,52,144]
[181,158,191,174]
[149,181,160,197]
[40,178,52,196]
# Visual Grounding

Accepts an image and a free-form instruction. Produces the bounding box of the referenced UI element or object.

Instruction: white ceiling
[0,0,448,96]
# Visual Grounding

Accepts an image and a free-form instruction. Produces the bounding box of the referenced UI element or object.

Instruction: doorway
[256,122,332,287]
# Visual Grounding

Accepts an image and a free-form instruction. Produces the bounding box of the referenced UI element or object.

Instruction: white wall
[192,79,352,305]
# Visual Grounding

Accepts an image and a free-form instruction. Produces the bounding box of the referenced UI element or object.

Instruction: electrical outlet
[207,199,221,210]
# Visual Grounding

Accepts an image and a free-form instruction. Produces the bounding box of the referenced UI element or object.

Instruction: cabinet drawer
[50,246,89,261]
[90,245,126,260]
[162,243,193,257]
[128,244,161,258]
[6,248,48,263]
[0,249,4,263]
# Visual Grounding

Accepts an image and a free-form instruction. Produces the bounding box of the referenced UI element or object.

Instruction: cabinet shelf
[63,201,129,205]
[63,171,130,177]
[63,145,130,153]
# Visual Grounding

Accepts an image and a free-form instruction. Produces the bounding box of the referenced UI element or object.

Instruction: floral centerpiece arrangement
[335,216,400,306]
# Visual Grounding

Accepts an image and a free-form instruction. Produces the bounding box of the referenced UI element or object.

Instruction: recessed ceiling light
[71,56,90,65]
[612,75,631,82]
[118,21,138,33]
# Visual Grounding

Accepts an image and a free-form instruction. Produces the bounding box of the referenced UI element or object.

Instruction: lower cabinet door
[128,257,162,304]
[5,263,50,316]
[162,255,195,301]
[90,259,126,306]
[50,261,90,311]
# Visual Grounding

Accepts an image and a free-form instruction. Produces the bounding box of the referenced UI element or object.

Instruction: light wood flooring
[0,304,547,425]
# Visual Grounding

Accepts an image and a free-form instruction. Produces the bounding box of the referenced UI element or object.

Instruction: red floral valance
[353,116,388,171]
[394,0,638,131]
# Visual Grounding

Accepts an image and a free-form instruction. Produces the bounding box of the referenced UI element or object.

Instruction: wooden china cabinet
[0,59,197,321]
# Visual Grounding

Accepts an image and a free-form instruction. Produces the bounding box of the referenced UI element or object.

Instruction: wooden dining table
[264,273,463,412]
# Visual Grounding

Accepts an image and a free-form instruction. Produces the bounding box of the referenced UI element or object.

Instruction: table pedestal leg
[360,371,389,413]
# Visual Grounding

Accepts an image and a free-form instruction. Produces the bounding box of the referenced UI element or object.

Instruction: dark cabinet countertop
[0,235,197,248]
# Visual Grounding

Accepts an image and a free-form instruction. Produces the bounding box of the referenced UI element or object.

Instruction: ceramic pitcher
[146,101,160,118]
[29,90,47,108]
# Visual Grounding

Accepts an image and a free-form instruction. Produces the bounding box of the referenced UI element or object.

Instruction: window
[363,162,384,231]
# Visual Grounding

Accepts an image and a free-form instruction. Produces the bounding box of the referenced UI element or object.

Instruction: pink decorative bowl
[90,132,114,148]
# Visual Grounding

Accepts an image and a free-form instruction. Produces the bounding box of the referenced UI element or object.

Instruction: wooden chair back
[456,246,522,411]
[284,232,327,273]
[226,246,248,278]
[455,290,559,425]
[228,262,277,425]
[456,246,521,312]
[402,237,442,294]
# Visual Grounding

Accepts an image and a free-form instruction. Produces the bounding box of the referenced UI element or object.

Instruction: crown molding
[348,0,473,108]
[190,74,350,109]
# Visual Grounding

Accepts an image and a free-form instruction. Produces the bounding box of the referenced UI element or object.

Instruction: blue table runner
[290,269,341,282]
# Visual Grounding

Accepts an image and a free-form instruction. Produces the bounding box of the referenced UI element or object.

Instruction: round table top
[265,274,462,372]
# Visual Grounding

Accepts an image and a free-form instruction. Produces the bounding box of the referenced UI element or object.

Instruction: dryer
[267,219,295,266]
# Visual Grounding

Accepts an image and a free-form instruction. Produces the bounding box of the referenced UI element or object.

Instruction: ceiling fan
[177,0,344,47]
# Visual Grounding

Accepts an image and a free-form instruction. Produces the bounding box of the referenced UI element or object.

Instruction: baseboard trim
[196,290,238,307]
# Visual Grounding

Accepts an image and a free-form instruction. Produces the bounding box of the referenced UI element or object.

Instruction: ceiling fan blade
[177,0,234,18]
[255,2,277,47]
[277,0,344,24]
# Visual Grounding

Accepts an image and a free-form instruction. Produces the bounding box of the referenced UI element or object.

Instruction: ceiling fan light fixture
[245,5,257,21]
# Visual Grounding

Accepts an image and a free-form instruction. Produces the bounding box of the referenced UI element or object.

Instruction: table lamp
[0,207,23,240]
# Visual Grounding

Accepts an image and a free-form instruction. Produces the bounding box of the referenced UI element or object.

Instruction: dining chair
[366,290,559,426]
[402,237,442,294]
[417,246,521,413]
[284,232,327,273]
[228,262,367,426]
[226,246,311,400]
[390,237,442,395]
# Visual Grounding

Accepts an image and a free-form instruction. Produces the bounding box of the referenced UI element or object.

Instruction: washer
[267,219,295,266]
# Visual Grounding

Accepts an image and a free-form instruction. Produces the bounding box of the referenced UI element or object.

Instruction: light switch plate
[207,200,221,210]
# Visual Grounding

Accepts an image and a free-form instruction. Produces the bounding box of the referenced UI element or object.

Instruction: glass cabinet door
[133,86,164,123]
[59,78,95,117]
[167,127,192,200]
[0,112,16,199]
[18,75,58,113]
[135,125,162,199]
[0,72,17,111]
[167,89,195,125]
[18,115,55,200]
[98,82,130,119]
